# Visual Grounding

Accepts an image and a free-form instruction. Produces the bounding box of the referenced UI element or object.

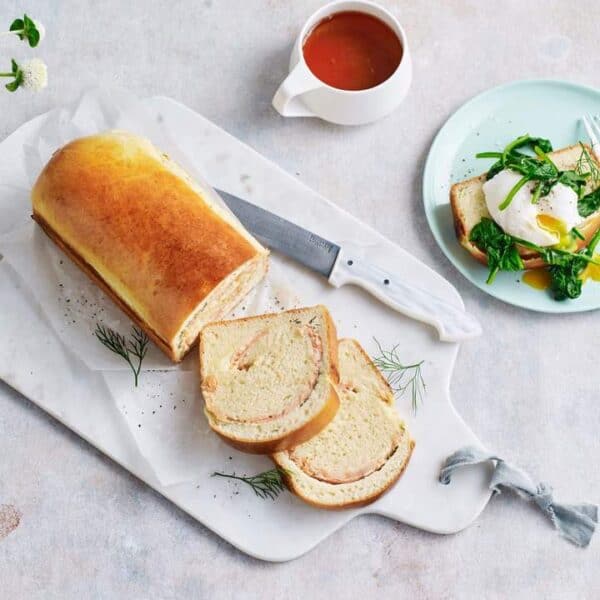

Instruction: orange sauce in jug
[303,11,403,91]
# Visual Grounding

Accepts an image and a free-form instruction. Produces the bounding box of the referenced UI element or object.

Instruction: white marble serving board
[0,96,491,561]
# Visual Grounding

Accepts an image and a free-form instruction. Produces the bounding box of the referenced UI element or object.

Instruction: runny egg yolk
[522,269,552,290]
[581,255,600,283]
[536,215,577,251]
[522,254,600,291]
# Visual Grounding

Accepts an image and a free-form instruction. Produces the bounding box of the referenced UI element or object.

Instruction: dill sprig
[94,323,149,387]
[372,338,426,415]
[212,468,287,500]
[576,142,600,188]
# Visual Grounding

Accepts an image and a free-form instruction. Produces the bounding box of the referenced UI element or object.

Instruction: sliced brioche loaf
[199,306,340,454]
[273,339,414,509]
[451,144,600,269]
[32,131,269,362]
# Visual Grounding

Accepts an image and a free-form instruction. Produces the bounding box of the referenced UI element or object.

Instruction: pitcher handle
[272,61,321,118]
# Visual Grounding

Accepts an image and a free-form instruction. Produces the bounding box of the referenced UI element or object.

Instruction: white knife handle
[329,246,481,342]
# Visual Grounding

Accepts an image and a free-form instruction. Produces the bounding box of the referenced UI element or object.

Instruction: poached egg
[483,169,582,247]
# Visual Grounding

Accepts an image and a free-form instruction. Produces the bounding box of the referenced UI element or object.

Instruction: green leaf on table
[5,63,22,92]
[5,79,20,92]
[9,14,41,47]
[9,18,24,32]
[27,27,40,47]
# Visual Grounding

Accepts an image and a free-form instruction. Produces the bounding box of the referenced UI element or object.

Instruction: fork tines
[582,114,600,160]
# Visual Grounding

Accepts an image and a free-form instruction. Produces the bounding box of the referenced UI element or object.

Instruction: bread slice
[273,339,414,509]
[199,306,340,454]
[32,131,269,362]
[451,144,600,269]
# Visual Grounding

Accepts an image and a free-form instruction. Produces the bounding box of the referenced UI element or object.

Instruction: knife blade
[217,189,340,278]
[217,189,481,342]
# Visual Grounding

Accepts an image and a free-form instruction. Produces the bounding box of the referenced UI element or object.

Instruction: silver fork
[582,114,600,161]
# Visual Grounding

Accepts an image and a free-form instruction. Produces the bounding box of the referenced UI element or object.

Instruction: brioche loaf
[199,305,340,454]
[31,131,269,361]
[451,144,600,269]
[273,339,414,509]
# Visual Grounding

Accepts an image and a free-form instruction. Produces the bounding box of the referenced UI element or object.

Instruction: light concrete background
[1,1,599,598]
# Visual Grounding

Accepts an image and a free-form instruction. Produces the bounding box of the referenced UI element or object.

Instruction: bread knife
[217,189,481,342]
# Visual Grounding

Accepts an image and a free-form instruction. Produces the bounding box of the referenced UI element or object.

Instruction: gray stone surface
[1,0,599,597]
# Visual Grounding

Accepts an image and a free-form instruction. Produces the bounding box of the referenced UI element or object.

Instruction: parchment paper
[0,88,299,484]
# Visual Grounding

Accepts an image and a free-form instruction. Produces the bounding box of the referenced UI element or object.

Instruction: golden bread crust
[198,305,341,454]
[272,338,414,509]
[32,213,179,361]
[273,440,415,510]
[340,338,394,405]
[31,131,267,360]
[213,385,340,455]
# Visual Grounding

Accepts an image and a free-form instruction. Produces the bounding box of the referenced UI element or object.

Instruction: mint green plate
[423,79,600,313]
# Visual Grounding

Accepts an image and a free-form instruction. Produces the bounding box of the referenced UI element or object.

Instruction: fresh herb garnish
[517,230,600,300]
[477,135,589,210]
[212,468,287,500]
[578,188,600,218]
[574,144,600,217]
[469,218,524,283]
[556,169,590,197]
[470,218,600,300]
[471,138,600,299]
[94,323,149,386]
[513,234,600,267]
[548,256,587,300]
[576,143,600,188]
[572,227,585,241]
[372,338,425,415]
[498,175,530,211]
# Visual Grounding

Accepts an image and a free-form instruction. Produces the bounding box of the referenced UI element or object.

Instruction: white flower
[20,58,47,91]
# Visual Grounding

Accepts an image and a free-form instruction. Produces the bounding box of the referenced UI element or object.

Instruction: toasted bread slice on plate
[273,339,414,509]
[451,144,600,269]
[199,305,340,454]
